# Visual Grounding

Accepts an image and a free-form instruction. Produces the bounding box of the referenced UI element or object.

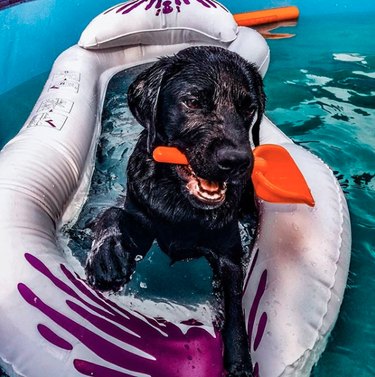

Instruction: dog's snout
[216,148,251,175]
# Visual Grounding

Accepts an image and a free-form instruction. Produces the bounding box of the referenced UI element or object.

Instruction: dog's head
[128,46,265,210]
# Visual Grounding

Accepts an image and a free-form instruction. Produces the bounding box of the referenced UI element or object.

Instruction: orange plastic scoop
[152,145,315,206]
[252,144,314,206]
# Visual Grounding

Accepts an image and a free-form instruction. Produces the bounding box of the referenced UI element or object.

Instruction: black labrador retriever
[85,46,265,377]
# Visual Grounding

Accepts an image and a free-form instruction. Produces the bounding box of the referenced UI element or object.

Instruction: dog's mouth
[176,165,227,206]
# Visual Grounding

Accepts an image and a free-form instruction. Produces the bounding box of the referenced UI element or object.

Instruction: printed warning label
[27,112,67,130]
[49,80,79,93]
[49,71,81,93]
[38,98,74,114]
[53,71,81,82]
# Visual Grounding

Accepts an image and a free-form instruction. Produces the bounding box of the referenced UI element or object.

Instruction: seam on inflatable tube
[59,61,135,227]
[57,53,125,227]
[86,27,237,48]
[311,152,349,337]
[59,91,106,228]
[280,147,349,377]
[258,49,270,77]
[0,358,25,377]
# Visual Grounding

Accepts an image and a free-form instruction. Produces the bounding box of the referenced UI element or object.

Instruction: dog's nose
[216,148,252,175]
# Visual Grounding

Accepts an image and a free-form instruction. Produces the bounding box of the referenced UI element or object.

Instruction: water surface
[0,12,374,377]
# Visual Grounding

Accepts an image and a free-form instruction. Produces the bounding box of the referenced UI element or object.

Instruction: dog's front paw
[85,234,135,292]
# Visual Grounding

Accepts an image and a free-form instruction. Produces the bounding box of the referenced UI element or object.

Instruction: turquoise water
[2,0,374,96]
[1,12,374,377]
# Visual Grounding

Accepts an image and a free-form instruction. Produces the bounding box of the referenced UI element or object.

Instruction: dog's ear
[128,58,172,153]
[244,64,266,147]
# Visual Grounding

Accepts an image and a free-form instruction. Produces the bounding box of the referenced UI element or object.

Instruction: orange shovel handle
[233,6,300,27]
[153,146,189,165]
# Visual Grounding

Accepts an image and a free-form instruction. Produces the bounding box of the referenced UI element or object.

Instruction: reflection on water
[255,20,297,39]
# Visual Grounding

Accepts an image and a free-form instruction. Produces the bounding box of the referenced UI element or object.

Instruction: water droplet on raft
[292,223,299,231]
[140,281,147,289]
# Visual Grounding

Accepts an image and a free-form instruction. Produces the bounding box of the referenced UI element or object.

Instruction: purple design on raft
[104,0,227,16]
[37,323,73,351]
[247,269,267,342]
[246,265,268,377]
[254,312,267,352]
[253,362,260,377]
[18,253,224,377]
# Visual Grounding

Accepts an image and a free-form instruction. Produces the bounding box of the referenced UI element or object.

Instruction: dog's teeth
[179,165,227,205]
[198,188,222,201]
[200,179,220,192]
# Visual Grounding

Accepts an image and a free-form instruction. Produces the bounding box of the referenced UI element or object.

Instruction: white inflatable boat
[0,1,351,376]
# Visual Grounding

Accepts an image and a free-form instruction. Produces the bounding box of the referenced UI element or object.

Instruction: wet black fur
[85,46,265,377]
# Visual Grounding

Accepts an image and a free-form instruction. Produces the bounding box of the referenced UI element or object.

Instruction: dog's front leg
[210,251,253,377]
[85,200,154,292]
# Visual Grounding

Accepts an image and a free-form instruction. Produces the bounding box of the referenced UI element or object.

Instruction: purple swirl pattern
[104,0,227,16]
[18,253,223,377]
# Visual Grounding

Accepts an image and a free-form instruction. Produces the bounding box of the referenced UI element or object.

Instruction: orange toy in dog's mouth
[153,145,315,207]
[176,164,227,205]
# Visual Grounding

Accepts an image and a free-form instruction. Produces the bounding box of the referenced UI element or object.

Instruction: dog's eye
[239,97,256,119]
[183,98,202,110]
[243,106,256,118]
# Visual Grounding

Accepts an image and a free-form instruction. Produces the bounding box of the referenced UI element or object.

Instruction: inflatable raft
[0,1,351,376]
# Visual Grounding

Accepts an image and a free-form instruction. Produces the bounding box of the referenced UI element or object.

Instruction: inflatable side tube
[243,118,351,376]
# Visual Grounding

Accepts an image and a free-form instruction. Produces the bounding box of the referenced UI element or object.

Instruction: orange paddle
[152,145,315,206]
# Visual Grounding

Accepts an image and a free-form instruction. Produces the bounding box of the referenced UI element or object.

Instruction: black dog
[85,46,265,377]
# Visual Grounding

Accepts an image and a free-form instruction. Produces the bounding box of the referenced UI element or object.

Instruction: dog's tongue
[199,179,220,193]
